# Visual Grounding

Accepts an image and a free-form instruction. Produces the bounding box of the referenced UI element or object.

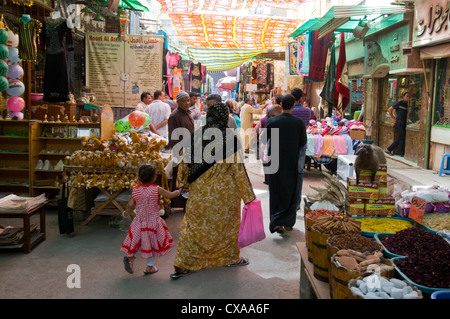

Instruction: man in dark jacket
[386,92,409,157]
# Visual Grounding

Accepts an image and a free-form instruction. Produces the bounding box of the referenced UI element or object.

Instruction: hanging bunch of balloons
[0,26,25,120]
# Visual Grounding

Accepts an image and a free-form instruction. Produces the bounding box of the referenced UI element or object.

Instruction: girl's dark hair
[138,164,157,184]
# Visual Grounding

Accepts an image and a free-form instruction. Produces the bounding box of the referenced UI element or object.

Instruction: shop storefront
[412,0,450,171]
[362,12,427,166]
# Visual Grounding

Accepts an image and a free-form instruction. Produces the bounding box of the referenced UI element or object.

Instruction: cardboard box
[345,197,365,216]
[365,197,396,217]
[347,177,379,200]
[359,164,387,182]
[349,129,365,141]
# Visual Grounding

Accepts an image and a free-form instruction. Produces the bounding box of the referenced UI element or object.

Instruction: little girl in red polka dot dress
[121,164,181,275]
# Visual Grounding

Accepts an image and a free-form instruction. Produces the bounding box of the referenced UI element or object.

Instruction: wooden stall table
[0,200,48,253]
[64,166,172,225]
[296,242,331,299]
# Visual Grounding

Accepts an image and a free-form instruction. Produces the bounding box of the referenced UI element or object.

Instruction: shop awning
[420,43,450,59]
[98,0,149,11]
[187,47,267,71]
[289,5,408,39]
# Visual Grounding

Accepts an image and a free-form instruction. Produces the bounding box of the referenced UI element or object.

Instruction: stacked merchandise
[345,157,396,221]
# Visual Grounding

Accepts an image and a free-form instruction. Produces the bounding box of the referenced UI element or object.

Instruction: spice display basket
[391,256,450,295]
[330,255,394,299]
[348,274,423,299]
[373,233,406,259]
[352,216,414,238]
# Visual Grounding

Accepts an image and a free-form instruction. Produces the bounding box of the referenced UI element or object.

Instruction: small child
[120,164,180,275]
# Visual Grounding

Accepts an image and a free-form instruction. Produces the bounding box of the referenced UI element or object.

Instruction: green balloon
[143,113,151,127]
[0,60,7,76]
[114,119,125,133]
[0,29,7,45]
[0,76,8,92]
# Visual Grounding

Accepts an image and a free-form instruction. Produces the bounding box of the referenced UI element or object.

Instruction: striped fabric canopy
[158,0,303,50]
[187,47,266,71]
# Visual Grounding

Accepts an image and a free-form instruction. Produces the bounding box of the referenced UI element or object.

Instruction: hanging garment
[308,31,331,82]
[171,67,183,97]
[189,62,203,94]
[166,51,180,97]
[11,18,42,61]
[42,17,73,103]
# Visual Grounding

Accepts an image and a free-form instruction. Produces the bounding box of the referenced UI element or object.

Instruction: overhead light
[81,6,94,13]
[93,13,104,22]
[353,21,369,39]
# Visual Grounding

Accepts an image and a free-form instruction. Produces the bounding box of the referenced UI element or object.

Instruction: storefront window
[348,78,364,115]
[381,74,423,129]
[435,58,450,128]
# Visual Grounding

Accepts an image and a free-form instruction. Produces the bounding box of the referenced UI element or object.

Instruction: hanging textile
[187,47,266,71]
[11,17,42,61]
[296,35,306,75]
[334,32,350,117]
[308,31,331,82]
[166,51,181,98]
[42,17,73,103]
[188,61,203,94]
[299,31,312,77]
[320,44,336,109]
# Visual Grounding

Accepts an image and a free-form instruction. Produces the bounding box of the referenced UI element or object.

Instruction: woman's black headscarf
[186,101,241,184]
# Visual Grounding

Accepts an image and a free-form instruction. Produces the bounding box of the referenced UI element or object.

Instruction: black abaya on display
[43,17,73,103]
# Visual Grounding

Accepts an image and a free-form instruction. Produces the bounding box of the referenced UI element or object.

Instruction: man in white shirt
[145,90,171,138]
[136,92,152,112]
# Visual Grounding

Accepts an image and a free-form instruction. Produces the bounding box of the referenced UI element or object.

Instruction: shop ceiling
[289,5,409,39]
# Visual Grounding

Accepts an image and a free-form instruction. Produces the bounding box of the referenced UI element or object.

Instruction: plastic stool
[439,153,450,176]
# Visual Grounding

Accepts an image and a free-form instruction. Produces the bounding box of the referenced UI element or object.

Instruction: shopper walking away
[121,164,180,275]
[291,88,312,210]
[386,92,409,157]
[170,101,256,279]
[261,94,307,234]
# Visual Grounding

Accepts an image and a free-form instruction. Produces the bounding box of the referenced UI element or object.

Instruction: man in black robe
[261,94,307,233]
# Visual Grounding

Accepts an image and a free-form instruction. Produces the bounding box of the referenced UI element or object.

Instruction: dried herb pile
[380,228,450,288]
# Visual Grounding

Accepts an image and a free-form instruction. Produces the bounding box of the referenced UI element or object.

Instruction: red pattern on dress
[120,184,174,258]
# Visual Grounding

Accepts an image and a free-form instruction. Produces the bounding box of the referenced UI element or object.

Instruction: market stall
[305,117,366,165]
[299,155,450,299]
[63,109,172,225]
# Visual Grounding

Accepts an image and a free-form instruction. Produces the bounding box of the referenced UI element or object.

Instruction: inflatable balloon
[7,96,25,112]
[0,60,8,76]
[0,76,8,92]
[114,111,151,133]
[6,47,21,65]
[6,30,19,48]
[0,29,8,45]
[114,118,131,133]
[0,44,8,60]
[6,80,25,96]
[6,64,23,80]
[10,111,24,120]
[128,111,146,127]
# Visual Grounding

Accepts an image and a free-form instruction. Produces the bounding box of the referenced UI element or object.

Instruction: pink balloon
[7,96,25,112]
[10,111,24,120]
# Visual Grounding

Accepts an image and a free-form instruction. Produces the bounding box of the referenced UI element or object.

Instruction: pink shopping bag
[237,199,266,248]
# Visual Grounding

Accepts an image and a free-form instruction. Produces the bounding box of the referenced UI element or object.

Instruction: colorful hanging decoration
[168,13,299,50]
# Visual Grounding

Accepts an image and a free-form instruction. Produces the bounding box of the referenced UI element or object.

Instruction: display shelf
[0,120,35,196]
[29,121,102,199]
